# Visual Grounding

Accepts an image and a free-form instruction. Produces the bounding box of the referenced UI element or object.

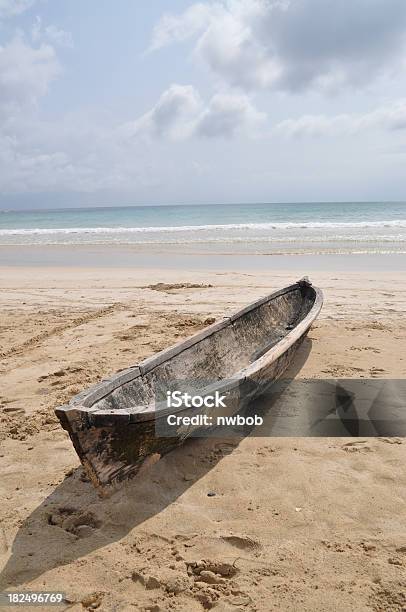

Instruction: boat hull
[55,279,323,493]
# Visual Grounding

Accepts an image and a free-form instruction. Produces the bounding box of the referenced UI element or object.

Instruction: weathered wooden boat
[55,278,323,493]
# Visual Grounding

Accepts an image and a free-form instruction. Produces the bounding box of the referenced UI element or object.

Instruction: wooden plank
[70,366,141,407]
[228,283,299,322]
[139,318,231,375]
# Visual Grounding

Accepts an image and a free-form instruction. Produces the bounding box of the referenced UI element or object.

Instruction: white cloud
[0,82,266,195]
[0,34,60,115]
[194,0,282,90]
[274,101,406,137]
[148,3,213,52]
[0,112,168,195]
[31,16,74,48]
[358,102,406,132]
[0,142,73,192]
[0,0,35,19]
[122,84,265,141]
[2,96,406,197]
[1,0,406,201]
[0,30,69,193]
[274,114,352,138]
[149,0,406,93]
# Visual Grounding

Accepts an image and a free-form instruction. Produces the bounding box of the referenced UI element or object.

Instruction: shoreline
[1,245,406,272]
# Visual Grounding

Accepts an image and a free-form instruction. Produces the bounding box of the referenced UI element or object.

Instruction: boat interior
[81,283,316,414]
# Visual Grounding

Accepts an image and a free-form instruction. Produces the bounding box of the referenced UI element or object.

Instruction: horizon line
[2,200,406,214]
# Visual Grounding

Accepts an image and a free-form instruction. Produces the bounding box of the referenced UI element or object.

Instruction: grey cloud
[261,0,406,91]
[196,92,265,137]
[150,0,406,93]
[129,84,203,139]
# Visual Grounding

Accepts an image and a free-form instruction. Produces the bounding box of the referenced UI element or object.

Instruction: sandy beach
[2,0,406,607]
[1,263,406,611]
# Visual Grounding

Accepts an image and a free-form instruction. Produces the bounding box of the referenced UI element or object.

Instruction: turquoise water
[1,202,406,254]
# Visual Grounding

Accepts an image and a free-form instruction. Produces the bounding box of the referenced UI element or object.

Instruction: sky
[1,0,406,209]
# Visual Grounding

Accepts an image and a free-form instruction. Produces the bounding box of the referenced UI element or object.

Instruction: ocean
[1,202,406,255]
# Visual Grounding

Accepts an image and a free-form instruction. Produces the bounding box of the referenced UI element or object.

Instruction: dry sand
[0,266,405,611]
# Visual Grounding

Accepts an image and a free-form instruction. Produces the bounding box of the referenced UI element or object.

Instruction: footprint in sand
[188,560,238,578]
[48,506,102,538]
[342,441,372,453]
[146,282,213,292]
[378,437,403,445]
[350,346,381,354]
[370,367,386,376]
[221,535,261,551]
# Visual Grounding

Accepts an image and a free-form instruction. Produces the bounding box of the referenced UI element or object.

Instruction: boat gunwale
[125,283,323,423]
[56,279,322,426]
[137,281,302,375]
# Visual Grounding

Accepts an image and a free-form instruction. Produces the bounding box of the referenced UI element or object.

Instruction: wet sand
[2,245,406,273]
[0,265,406,611]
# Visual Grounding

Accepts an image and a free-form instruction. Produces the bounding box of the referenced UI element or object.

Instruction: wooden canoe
[55,278,323,493]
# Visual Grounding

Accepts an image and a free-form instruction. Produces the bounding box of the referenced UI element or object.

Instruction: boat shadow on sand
[0,340,312,590]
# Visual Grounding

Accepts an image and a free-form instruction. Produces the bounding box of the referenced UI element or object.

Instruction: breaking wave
[1,219,406,235]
